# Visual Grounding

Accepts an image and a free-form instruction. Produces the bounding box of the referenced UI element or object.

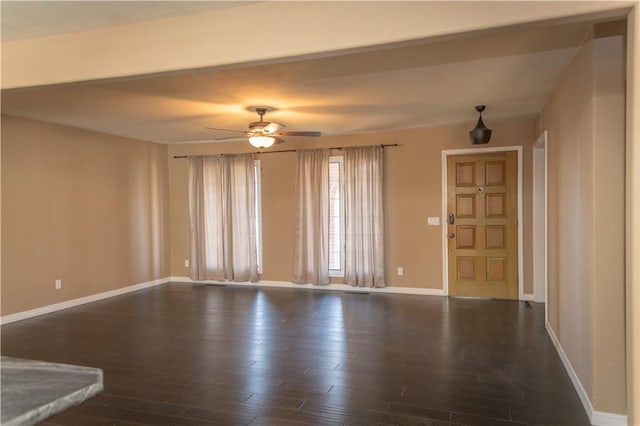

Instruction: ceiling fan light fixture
[249,135,275,148]
[206,106,320,146]
[469,105,492,144]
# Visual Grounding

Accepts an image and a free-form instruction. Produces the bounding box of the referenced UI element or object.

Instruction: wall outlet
[427,217,440,226]
[184,259,190,268]
[55,279,62,290]
[397,267,404,276]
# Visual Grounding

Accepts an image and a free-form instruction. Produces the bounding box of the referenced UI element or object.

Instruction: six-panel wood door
[447,152,518,299]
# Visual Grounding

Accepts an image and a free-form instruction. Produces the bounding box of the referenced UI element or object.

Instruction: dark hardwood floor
[1,283,590,426]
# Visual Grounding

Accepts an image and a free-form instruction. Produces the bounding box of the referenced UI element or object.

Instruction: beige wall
[537,29,626,414]
[1,115,171,316]
[168,117,535,292]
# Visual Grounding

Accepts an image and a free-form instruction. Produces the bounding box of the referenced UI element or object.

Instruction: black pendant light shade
[469,105,492,144]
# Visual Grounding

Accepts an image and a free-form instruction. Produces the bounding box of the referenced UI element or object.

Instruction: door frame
[532,132,548,308]
[441,146,525,299]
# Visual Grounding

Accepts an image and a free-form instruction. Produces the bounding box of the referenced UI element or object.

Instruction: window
[292,146,384,286]
[188,154,260,281]
[254,160,263,274]
[328,156,344,276]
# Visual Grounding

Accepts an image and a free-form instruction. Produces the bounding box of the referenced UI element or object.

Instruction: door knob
[448,233,455,239]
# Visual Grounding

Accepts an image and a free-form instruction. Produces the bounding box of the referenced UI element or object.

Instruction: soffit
[1,20,591,142]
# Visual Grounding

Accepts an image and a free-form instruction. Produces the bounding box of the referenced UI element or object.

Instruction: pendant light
[469,105,492,144]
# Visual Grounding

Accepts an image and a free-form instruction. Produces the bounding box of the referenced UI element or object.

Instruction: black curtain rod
[173,143,399,159]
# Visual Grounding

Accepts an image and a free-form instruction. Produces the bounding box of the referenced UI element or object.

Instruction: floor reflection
[244,290,348,412]
[0,285,591,425]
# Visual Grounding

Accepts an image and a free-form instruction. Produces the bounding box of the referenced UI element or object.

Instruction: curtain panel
[292,149,330,285]
[188,155,258,282]
[343,146,385,287]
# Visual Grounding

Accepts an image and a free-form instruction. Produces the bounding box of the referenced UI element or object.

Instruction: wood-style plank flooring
[1,283,590,425]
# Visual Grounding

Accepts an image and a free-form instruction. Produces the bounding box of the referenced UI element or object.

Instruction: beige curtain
[292,149,330,285]
[343,146,385,287]
[188,155,258,282]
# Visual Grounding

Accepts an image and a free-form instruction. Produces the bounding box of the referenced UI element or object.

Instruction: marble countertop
[1,356,103,426]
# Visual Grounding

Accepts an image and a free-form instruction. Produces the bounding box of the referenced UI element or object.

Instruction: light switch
[428,217,440,226]
[397,267,404,276]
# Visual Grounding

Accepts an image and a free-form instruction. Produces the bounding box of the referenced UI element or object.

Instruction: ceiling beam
[1,1,633,90]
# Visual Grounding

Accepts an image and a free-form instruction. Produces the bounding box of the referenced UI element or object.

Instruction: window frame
[328,156,345,277]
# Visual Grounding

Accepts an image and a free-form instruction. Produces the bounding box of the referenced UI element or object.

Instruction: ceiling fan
[206,107,321,148]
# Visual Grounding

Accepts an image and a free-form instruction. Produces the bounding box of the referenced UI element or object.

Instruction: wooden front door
[447,151,518,299]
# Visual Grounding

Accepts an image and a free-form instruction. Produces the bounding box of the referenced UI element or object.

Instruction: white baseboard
[0,277,170,325]
[590,411,628,426]
[545,322,627,426]
[169,276,447,296]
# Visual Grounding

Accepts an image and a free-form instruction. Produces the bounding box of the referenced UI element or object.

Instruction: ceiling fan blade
[264,122,285,133]
[275,131,322,137]
[273,138,285,144]
[214,136,247,141]
[205,126,245,133]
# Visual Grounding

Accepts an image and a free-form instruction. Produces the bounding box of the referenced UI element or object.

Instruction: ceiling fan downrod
[255,107,267,122]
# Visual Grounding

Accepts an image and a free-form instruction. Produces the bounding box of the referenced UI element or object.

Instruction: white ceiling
[0,1,256,41]
[0,2,599,144]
